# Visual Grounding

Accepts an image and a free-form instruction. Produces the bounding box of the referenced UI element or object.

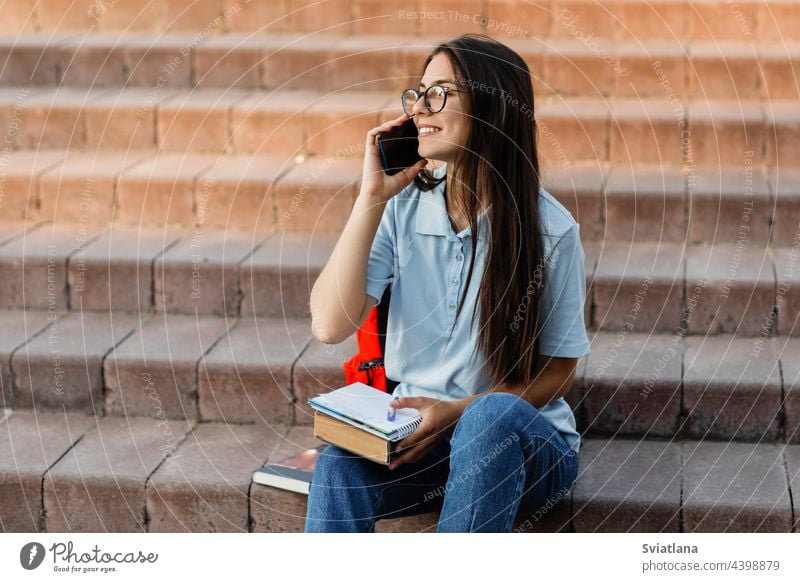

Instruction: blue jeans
[304,392,579,532]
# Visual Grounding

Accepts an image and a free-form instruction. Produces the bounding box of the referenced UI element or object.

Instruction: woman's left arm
[463,353,579,411]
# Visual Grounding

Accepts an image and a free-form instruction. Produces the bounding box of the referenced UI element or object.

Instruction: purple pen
[387,395,399,422]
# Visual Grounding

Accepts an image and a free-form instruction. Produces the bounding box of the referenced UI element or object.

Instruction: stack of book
[252,382,423,493]
[309,382,423,465]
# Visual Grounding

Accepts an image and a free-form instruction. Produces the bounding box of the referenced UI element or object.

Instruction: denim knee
[311,444,370,489]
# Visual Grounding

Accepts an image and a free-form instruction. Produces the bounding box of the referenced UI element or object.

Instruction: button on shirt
[365,162,591,453]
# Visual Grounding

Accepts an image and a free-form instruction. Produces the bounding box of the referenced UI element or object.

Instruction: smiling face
[411,53,470,165]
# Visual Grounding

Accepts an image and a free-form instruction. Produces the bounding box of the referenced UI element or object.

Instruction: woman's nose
[411,92,428,117]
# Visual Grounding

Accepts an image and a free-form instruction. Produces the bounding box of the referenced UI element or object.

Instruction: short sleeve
[364,197,395,306]
[538,223,591,358]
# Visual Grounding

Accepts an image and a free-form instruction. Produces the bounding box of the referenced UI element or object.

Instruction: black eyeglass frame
[401,85,462,116]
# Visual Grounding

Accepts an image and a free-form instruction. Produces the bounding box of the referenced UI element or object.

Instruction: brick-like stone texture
[689,43,760,99]
[688,166,772,245]
[44,415,193,532]
[765,101,800,167]
[147,422,286,532]
[683,335,782,441]
[0,223,103,309]
[537,97,609,164]
[15,87,93,150]
[154,230,261,316]
[683,441,791,532]
[157,89,250,154]
[774,247,800,337]
[303,86,394,160]
[543,40,616,97]
[610,98,685,165]
[38,150,150,225]
[84,87,179,150]
[604,165,686,243]
[329,34,412,93]
[778,336,800,444]
[193,36,263,90]
[240,232,337,317]
[116,153,217,227]
[688,100,764,166]
[768,168,800,248]
[0,37,62,85]
[542,161,605,242]
[12,311,139,412]
[58,35,128,88]
[231,90,320,157]
[124,35,194,88]
[685,243,774,335]
[69,226,184,312]
[0,410,96,532]
[193,155,292,233]
[272,156,362,233]
[785,444,800,532]
[573,439,682,532]
[0,221,31,246]
[104,314,233,419]
[198,317,313,423]
[615,42,687,98]
[0,151,68,220]
[593,241,684,333]
[583,332,682,438]
[0,309,51,409]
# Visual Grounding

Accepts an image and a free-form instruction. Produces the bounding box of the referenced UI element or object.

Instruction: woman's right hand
[360,112,428,203]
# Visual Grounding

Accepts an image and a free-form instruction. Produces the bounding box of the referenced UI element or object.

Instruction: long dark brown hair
[413,34,547,392]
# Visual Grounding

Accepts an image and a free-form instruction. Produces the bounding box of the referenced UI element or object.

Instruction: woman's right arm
[309,113,428,344]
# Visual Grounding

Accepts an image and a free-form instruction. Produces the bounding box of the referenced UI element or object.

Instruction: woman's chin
[417,141,444,159]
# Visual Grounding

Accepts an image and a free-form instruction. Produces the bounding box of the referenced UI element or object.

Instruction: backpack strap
[342,286,399,393]
[377,287,399,394]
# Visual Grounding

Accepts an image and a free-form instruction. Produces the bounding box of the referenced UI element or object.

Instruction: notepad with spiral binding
[308,382,423,442]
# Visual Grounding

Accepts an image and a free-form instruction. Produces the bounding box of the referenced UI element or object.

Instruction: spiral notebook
[308,382,423,442]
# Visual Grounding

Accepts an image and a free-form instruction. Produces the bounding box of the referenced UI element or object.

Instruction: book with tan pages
[308,382,423,465]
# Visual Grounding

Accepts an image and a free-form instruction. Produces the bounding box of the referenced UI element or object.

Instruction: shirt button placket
[449,243,464,323]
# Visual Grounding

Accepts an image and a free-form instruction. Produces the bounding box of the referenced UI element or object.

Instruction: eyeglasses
[401,85,462,116]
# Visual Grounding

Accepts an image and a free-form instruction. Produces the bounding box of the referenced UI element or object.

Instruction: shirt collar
[415,162,491,241]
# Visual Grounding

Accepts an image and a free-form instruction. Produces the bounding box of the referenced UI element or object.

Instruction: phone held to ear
[377,118,424,175]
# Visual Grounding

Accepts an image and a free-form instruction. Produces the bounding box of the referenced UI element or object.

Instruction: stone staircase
[1,0,798,532]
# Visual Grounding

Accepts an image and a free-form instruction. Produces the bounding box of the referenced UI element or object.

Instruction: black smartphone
[376,118,424,175]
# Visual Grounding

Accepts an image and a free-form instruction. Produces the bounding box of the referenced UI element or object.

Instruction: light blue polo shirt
[365,162,591,453]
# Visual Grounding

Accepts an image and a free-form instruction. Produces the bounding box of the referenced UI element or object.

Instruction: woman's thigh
[309,436,454,522]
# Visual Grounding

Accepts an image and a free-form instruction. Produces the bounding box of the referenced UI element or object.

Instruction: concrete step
[2,87,797,166]
[1,409,797,532]
[0,220,797,332]
[0,149,362,230]
[0,146,785,241]
[3,0,799,44]
[1,33,797,100]
[573,331,800,444]
[2,153,799,245]
[2,297,799,440]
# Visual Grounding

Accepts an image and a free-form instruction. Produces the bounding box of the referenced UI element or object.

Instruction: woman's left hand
[387,397,463,470]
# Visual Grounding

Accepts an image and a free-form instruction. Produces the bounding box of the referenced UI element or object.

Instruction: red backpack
[343,287,398,393]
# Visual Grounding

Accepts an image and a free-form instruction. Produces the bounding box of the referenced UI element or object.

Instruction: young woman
[305,33,591,533]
